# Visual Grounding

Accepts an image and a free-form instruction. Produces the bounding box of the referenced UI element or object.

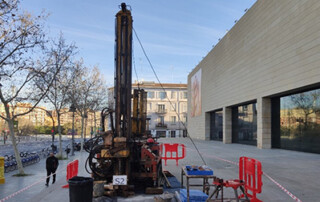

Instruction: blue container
[180,189,208,202]
[185,165,214,175]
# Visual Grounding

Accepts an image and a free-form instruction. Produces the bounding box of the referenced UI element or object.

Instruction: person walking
[46,152,59,186]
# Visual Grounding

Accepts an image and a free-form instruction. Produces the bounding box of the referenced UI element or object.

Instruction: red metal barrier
[62,159,79,188]
[209,157,263,201]
[160,143,186,166]
[239,156,263,202]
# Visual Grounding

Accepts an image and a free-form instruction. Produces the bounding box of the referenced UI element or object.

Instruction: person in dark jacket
[45,152,59,186]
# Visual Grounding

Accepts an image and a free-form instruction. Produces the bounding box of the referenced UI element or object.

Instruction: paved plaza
[1,137,320,202]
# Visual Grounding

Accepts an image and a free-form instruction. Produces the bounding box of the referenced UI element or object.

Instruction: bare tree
[290,90,320,129]
[35,33,77,157]
[0,0,59,174]
[70,64,107,151]
[90,86,108,137]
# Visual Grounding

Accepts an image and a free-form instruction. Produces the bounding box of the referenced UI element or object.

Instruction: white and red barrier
[200,151,303,202]
[264,173,302,202]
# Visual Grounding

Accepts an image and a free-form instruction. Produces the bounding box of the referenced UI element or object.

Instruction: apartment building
[0,103,47,126]
[52,108,101,136]
[0,102,100,137]
[108,81,188,138]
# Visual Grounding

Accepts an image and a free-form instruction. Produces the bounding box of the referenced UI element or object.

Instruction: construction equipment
[85,3,163,196]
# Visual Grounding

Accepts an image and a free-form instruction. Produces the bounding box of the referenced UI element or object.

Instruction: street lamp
[69,104,76,156]
[84,113,88,141]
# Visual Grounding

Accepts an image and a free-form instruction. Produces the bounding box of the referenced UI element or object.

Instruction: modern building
[187,0,320,154]
[108,81,188,137]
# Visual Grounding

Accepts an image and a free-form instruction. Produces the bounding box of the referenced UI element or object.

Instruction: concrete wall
[187,0,320,145]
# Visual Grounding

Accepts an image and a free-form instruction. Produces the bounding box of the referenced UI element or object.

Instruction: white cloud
[49,24,114,43]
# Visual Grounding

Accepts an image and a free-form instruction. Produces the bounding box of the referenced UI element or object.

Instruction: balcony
[156,123,167,128]
[156,109,167,114]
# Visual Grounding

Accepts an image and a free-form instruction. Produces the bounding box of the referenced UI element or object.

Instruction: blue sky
[20,0,256,86]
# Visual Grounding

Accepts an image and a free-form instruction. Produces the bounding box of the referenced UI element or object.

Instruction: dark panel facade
[232,103,257,145]
[210,110,223,141]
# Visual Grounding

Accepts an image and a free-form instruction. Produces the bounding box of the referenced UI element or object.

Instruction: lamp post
[69,104,76,156]
[84,113,88,141]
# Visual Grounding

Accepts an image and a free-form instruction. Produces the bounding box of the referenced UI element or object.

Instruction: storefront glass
[232,103,257,145]
[280,89,320,153]
[210,110,223,141]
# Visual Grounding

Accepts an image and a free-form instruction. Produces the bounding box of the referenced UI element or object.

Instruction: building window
[156,131,166,138]
[149,103,152,110]
[171,130,176,138]
[183,115,187,123]
[181,103,187,112]
[148,91,155,99]
[171,91,176,99]
[170,116,176,124]
[159,92,166,99]
[158,116,165,124]
[183,92,187,99]
[232,103,257,146]
[158,104,166,113]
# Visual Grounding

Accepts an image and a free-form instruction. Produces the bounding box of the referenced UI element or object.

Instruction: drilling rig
[85,3,163,196]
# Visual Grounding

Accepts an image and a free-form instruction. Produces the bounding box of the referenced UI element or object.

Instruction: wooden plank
[104,183,114,190]
[94,180,106,184]
[145,187,163,194]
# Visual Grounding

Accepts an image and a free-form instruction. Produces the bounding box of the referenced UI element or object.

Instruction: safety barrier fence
[0,158,79,202]
[62,160,79,188]
[198,151,303,202]
[160,143,186,166]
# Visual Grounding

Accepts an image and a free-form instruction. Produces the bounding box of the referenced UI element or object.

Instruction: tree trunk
[8,119,25,174]
[57,113,63,157]
[80,116,85,152]
[304,114,308,130]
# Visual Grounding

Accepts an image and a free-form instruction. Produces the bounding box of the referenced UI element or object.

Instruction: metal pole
[51,115,55,147]
[94,111,96,137]
[71,111,75,156]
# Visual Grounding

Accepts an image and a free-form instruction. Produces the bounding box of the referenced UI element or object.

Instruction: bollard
[0,157,5,184]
